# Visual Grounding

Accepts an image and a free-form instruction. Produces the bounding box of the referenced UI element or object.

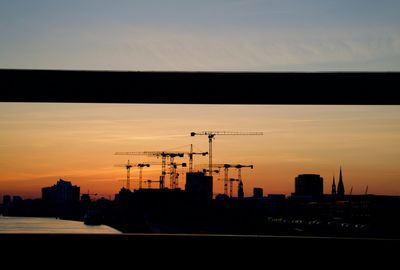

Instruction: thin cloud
[2,19,400,70]
[73,26,400,71]
[91,134,189,143]
[123,134,189,140]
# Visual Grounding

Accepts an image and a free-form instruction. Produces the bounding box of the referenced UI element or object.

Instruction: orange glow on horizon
[1,103,400,201]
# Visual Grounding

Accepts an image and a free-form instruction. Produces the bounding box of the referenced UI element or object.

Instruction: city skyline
[1,103,400,200]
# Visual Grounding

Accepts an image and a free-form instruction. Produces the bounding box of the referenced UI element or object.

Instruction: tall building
[42,179,80,204]
[185,172,213,201]
[337,167,345,196]
[253,187,263,198]
[331,175,337,195]
[294,174,323,196]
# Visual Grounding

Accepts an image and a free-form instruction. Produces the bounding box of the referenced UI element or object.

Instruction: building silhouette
[337,167,345,196]
[238,180,244,199]
[253,188,263,198]
[42,179,80,204]
[332,176,336,195]
[3,195,11,206]
[185,172,213,201]
[12,196,23,206]
[294,174,323,197]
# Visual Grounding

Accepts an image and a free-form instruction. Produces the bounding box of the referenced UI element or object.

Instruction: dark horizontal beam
[1,69,399,104]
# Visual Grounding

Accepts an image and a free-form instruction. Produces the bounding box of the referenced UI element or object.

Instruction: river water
[0,216,121,234]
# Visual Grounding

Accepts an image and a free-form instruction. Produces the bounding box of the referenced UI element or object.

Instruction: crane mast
[115,151,185,189]
[137,163,150,189]
[114,160,133,190]
[115,161,151,190]
[235,165,253,198]
[126,160,132,190]
[229,178,239,198]
[223,164,231,196]
[207,164,234,196]
[190,131,263,177]
[189,144,208,173]
[209,163,253,197]
[169,162,187,189]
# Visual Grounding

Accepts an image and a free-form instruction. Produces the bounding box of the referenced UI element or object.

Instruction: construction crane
[136,163,150,189]
[232,165,253,198]
[188,144,208,173]
[235,164,253,184]
[153,144,206,173]
[169,162,187,189]
[197,163,226,192]
[208,164,253,197]
[222,164,233,196]
[190,131,263,177]
[229,178,239,198]
[115,151,185,189]
[114,160,133,190]
[114,160,150,190]
[203,164,235,196]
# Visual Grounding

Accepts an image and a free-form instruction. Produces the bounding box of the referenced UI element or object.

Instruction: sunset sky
[1,0,400,71]
[1,103,400,201]
[1,1,400,201]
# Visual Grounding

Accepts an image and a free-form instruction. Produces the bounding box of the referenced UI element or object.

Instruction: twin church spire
[332,166,345,196]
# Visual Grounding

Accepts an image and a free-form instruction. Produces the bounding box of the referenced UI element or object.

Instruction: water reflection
[0,216,121,234]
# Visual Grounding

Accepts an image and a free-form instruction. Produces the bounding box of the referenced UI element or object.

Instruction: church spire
[331,175,336,195]
[337,166,345,196]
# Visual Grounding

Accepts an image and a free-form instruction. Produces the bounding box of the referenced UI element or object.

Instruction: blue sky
[1,0,399,71]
